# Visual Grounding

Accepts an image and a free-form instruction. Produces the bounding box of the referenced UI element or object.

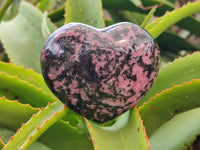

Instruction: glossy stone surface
[41,22,160,123]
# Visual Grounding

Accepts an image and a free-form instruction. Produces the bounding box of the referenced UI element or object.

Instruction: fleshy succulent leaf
[140,5,157,28]
[103,0,200,38]
[102,0,174,15]
[150,107,200,150]
[0,97,92,150]
[85,107,150,150]
[3,101,66,150]
[0,72,56,107]
[65,0,105,28]
[116,10,145,25]
[38,119,93,150]
[0,1,56,73]
[0,127,51,150]
[139,79,200,136]
[156,31,199,53]
[147,1,200,38]
[0,127,14,145]
[0,97,39,131]
[139,52,200,106]
[0,0,13,21]
[0,61,52,95]
[41,11,54,40]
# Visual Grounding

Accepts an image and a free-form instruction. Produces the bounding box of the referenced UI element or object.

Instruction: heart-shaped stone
[41,22,160,123]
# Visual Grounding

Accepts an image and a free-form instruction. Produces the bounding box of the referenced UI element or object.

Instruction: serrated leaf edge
[135,107,150,150]
[0,72,57,105]
[163,51,200,69]
[84,119,97,150]
[3,101,67,150]
[0,96,40,111]
[139,78,200,110]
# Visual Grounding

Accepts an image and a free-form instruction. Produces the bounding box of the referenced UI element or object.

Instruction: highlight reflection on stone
[41,22,160,123]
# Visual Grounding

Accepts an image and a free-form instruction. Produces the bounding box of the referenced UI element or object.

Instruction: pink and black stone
[41,22,160,124]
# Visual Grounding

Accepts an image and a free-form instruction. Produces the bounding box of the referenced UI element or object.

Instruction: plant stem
[148,0,200,39]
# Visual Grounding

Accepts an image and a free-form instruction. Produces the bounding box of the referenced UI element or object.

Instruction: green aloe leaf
[150,107,200,150]
[147,1,200,39]
[140,5,157,28]
[102,0,174,14]
[0,97,39,131]
[0,97,92,150]
[139,52,200,106]
[48,6,65,23]
[85,107,150,150]
[0,62,82,128]
[103,0,200,38]
[0,72,56,107]
[3,101,66,150]
[0,127,14,146]
[38,0,65,13]
[0,0,13,21]
[39,119,93,150]
[65,0,105,28]
[139,79,200,136]
[156,31,199,53]
[38,0,55,12]
[0,1,56,73]
[1,0,20,22]
[0,62,52,94]
[0,127,51,150]
[117,10,145,25]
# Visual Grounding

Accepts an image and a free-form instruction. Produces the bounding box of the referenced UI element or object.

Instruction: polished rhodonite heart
[41,22,160,123]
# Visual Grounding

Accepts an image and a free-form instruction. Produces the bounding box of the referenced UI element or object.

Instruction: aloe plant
[0,0,200,150]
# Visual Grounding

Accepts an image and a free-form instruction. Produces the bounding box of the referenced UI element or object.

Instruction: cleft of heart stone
[41,22,160,124]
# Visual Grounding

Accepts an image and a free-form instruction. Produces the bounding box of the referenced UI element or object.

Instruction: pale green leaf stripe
[0,1,56,73]
[150,107,200,150]
[139,79,200,136]
[3,101,66,150]
[65,0,104,28]
[85,107,150,150]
